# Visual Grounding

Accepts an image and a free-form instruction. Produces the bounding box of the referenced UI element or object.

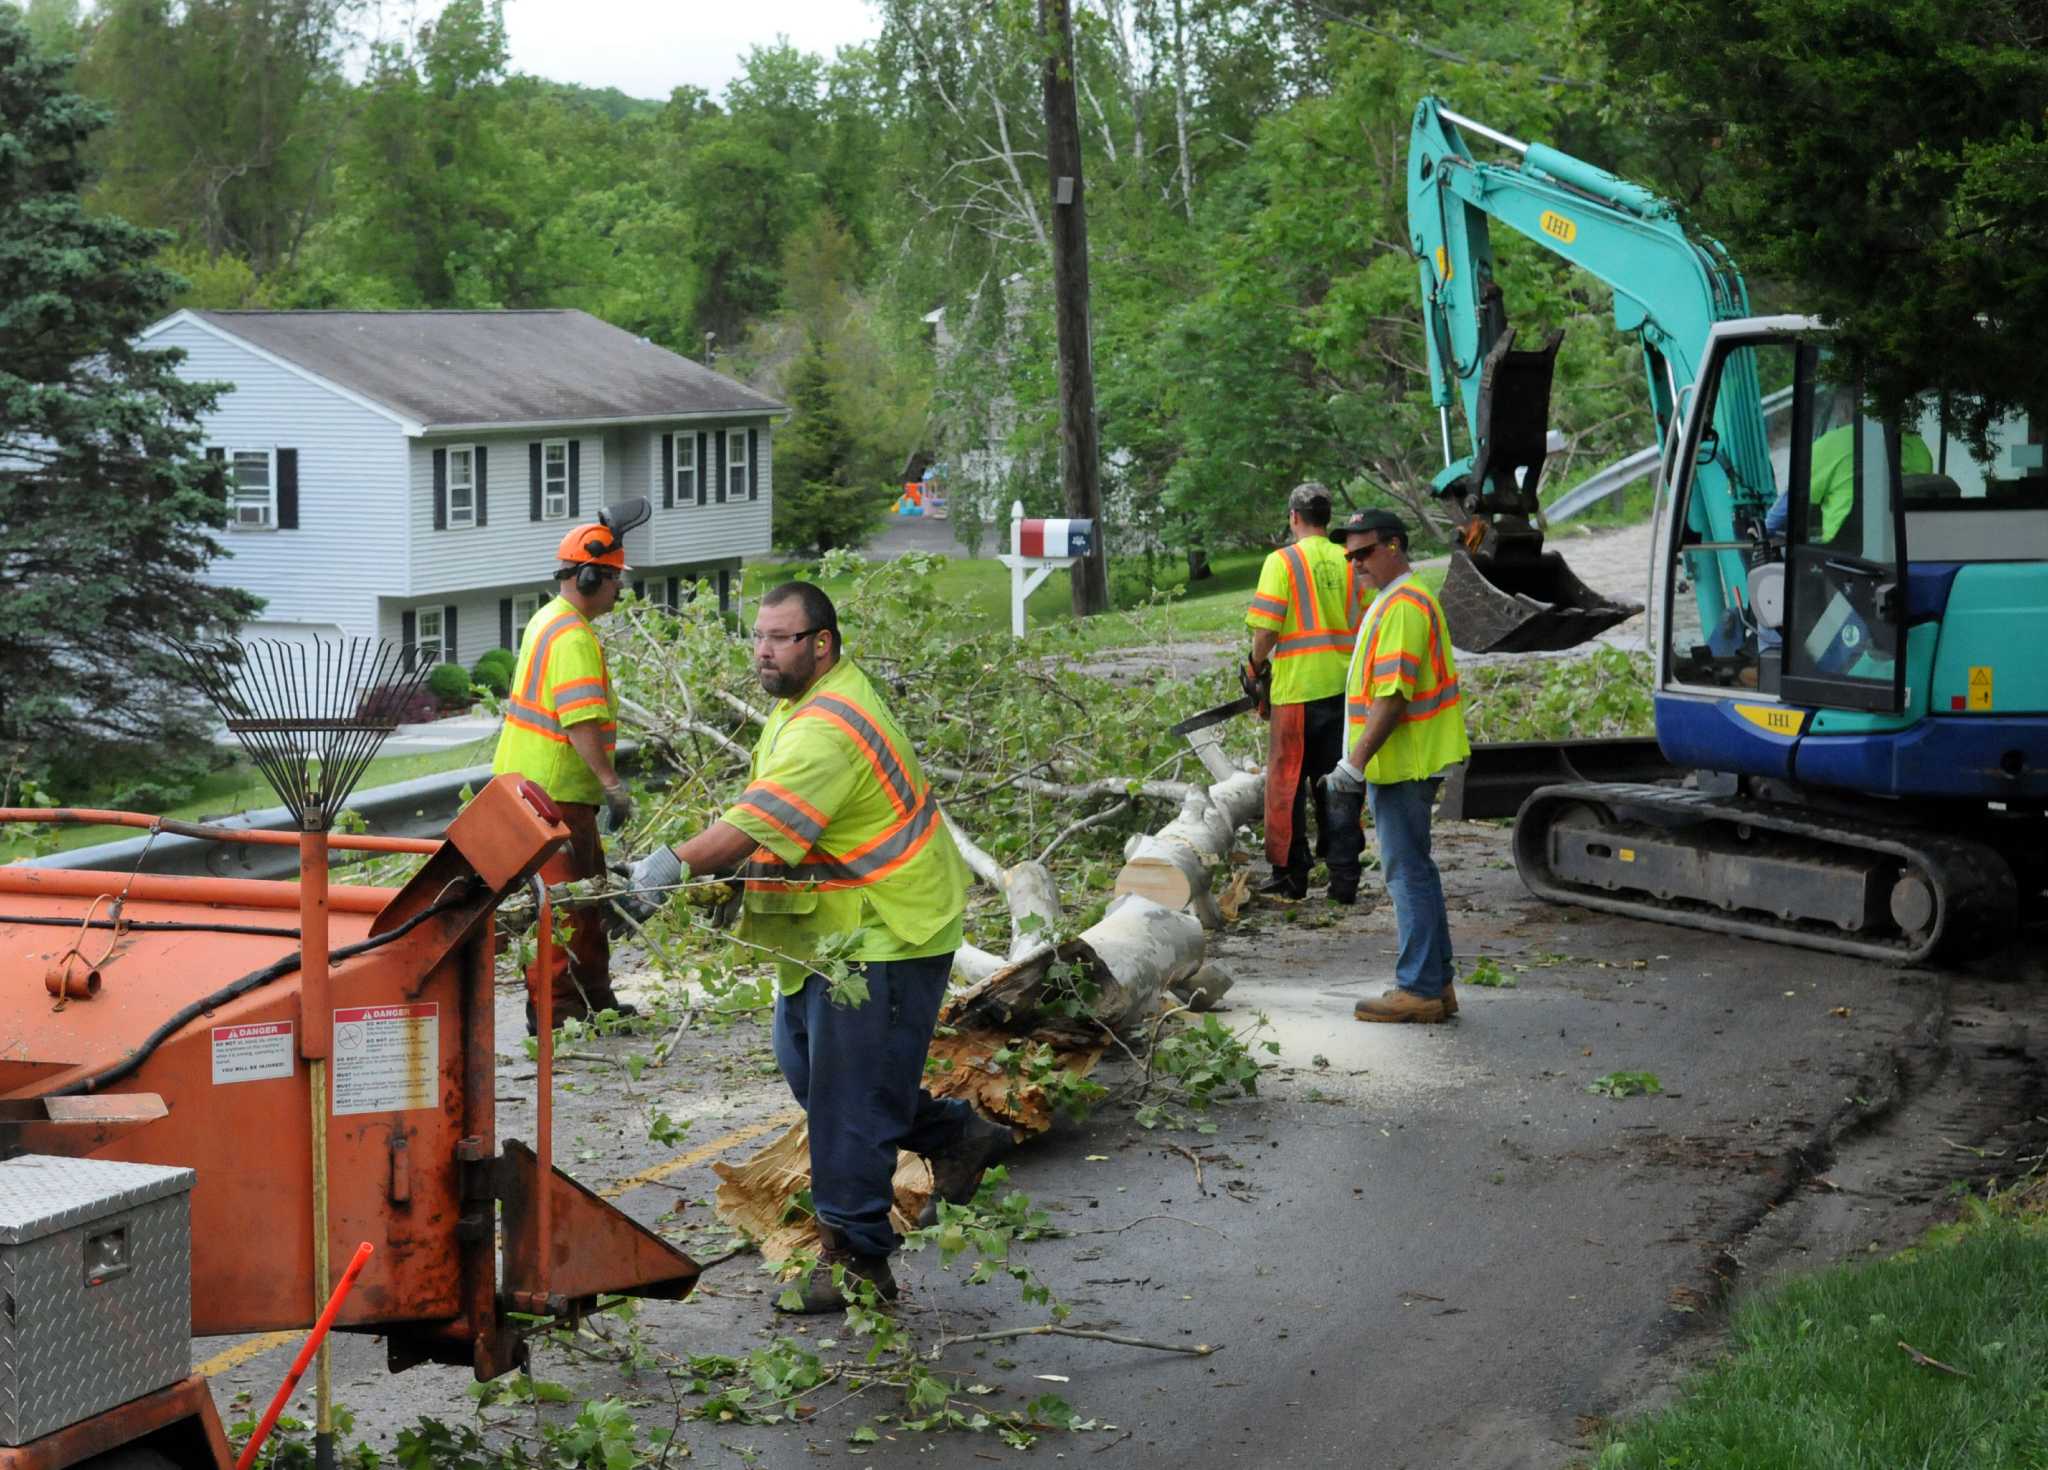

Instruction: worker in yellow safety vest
[1243,482,1364,901]
[491,518,639,1033]
[1325,509,1471,1025]
[623,581,1013,1314]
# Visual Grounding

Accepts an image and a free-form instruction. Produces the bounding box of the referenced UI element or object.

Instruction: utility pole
[1040,0,1109,617]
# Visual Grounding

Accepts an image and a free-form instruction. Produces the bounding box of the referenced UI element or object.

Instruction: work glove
[1325,758,1366,796]
[1239,658,1272,720]
[600,782,635,834]
[617,844,687,923]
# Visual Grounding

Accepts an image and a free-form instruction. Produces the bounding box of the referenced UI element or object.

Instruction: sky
[498,0,883,103]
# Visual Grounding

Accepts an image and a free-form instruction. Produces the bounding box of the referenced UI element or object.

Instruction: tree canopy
[0,7,259,796]
[1594,0,2048,438]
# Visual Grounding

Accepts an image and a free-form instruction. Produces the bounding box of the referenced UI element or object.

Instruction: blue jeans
[771,952,973,1258]
[1368,778,1454,999]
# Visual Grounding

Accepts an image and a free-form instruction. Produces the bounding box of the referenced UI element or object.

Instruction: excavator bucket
[1436,325,1641,654]
[1439,543,1641,654]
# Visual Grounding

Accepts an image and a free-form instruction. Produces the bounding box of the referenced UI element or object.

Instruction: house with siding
[139,308,784,667]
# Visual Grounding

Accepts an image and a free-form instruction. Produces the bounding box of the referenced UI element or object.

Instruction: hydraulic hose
[46,880,483,1097]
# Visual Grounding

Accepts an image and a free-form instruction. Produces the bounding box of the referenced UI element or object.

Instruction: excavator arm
[1407,97,1778,652]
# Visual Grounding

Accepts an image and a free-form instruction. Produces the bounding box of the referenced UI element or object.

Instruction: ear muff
[576,562,604,595]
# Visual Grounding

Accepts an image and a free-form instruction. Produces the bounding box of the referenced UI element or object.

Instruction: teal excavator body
[1406,96,2047,962]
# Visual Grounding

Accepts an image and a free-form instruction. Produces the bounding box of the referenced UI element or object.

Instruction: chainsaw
[1168,659,1270,737]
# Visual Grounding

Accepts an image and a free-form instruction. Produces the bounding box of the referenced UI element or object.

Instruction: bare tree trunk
[1172,0,1195,222]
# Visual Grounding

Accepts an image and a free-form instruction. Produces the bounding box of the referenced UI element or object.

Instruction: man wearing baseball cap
[492,514,640,1031]
[1242,482,1364,901]
[1326,509,1470,1023]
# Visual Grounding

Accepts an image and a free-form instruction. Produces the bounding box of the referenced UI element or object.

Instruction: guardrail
[1545,384,1796,524]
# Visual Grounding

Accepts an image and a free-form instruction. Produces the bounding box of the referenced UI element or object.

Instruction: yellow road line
[195,1111,800,1379]
[199,1329,300,1378]
[600,1108,803,1198]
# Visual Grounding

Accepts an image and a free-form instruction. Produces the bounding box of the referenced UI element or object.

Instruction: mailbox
[1012,516,1094,560]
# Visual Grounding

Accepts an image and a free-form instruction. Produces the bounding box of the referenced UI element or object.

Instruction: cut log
[953,893,1205,1036]
[1168,962,1234,1012]
[1114,836,1222,930]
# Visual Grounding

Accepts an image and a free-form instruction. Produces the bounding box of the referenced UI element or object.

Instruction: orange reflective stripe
[519,612,582,702]
[1402,678,1462,721]
[745,796,942,891]
[553,677,608,715]
[1280,545,1316,634]
[1248,592,1288,620]
[793,694,919,817]
[1274,630,1354,658]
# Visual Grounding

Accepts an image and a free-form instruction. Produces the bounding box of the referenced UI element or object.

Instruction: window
[415,607,445,665]
[447,447,476,528]
[727,431,748,501]
[543,440,569,518]
[676,434,698,506]
[229,449,274,528]
[511,592,541,647]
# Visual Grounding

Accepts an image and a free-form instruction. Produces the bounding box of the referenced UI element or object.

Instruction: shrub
[427,662,474,704]
[356,684,440,725]
[471,647,515,697]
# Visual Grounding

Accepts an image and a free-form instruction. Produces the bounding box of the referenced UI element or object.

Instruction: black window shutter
[529,442,543,520]
[444,605,458,663]
[475,445,489,526]
[567,440,581,517]
[276,448,299,529]
[667,575,678,610]
[206,447,226,505]
[696,432,708,505]
[714,429,727,503]
[433,448,448,530]
[661,433,674,509]
[633,578,645,600]
[401,609,417,669]
[500,598,513,650]
[748,427,759,501]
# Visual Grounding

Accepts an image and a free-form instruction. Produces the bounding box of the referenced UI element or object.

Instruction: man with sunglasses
[493,520,639,1031]
[626,581,1011,1314]
[1325,510,1470,1024]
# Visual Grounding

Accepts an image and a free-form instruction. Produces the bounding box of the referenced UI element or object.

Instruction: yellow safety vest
[491,596,617,805]
[721,658,966,989]
[1246,535,1360,705]
[1345,576,1470,785]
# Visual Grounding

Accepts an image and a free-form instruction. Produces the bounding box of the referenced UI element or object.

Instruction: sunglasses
[1346,539,1385,561]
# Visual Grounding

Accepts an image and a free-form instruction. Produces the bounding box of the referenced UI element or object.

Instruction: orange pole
[0,808,441,854]
[532,875,554,1300]
[233,1241,374,1470]
[0,866,395,914]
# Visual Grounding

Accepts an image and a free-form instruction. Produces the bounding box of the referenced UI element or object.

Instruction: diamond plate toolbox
[0,1153,195,1445]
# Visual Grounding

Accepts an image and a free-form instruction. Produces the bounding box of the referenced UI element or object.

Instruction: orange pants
[529,801,618,1017]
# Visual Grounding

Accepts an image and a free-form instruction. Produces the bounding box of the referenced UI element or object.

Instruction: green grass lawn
[1,739,497,858]
[739,548,1444,654]
[1593,1199,2048,1468]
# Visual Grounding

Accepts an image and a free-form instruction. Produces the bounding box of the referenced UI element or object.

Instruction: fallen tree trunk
[1115,836,1223,930]
[950,893,1206,1037]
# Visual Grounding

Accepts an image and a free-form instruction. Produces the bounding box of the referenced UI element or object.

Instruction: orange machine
[0,776,698,1468]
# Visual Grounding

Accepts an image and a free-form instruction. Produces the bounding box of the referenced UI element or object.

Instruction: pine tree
[771,338,892,555]
[0,9,258,797]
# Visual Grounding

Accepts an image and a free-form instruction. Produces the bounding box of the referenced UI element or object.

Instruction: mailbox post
[995,499,1095,638]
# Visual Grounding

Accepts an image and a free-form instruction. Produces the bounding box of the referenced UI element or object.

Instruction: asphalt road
[195,819,2041,1468]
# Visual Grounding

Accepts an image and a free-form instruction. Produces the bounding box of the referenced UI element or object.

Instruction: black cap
[1333,508,1407,555]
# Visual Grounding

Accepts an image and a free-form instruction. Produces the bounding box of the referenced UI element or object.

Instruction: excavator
[1406,95,2047,962]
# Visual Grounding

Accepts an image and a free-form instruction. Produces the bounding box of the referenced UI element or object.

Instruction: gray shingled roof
[191,309,785,429]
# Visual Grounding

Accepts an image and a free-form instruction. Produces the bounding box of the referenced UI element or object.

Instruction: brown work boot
[917,1114,1016,1227]
[777,1226,898,1315]
[1440,981,1459,1018]
[1353,988,1448,1024]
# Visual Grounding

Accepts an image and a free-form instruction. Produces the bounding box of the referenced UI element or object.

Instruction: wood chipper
[0,639,697,1469]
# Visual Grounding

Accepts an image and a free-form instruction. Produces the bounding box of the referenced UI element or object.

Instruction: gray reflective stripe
[1278,630,1355,653]
[507,696,561,732]
[1405,679,1462,718]
[736,785,826,846]
[799,695,919,814]
[747,795,939,889]
[555,677,607,704]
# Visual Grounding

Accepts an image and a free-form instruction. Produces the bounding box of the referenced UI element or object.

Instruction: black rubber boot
[1256,868,1308,900]
[778,1225,898,1314]
[917,1113,1016,1226]
[1321,779,1366,903]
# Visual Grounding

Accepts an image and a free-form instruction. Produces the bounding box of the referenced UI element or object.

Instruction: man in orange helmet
[492,511,643,1033]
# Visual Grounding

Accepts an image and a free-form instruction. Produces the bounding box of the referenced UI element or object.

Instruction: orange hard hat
[556,522,628,570]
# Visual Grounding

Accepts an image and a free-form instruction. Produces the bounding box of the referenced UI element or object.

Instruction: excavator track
[1512,782,2018,964]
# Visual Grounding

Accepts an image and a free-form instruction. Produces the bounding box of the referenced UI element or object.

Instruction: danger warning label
[332,1002,439,1115]
[211,1020,294,1085]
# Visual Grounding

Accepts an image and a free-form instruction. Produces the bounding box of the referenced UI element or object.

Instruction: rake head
[175,638,435,830]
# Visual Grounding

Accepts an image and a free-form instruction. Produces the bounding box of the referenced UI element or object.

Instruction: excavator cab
[1432,325,1643,653]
